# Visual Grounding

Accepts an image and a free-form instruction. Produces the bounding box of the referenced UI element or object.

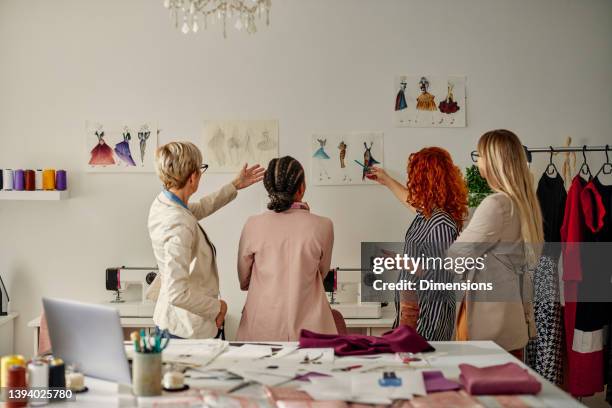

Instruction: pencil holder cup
[132,352,162,396]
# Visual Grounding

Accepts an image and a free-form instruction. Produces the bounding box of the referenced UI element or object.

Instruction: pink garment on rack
[299,325,434,356]
[458,363,541,395]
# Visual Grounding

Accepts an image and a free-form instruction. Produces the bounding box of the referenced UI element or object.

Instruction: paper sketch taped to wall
[203,120,279,172]
[312,138,331,181]
[85,121,157,172]
[114,126,137,166]
[394,75,466,128]
[311,132,383,186]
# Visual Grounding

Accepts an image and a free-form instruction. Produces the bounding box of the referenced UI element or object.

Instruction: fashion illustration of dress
[114,129,136,166]
[416,77,437,111]
[137,125,151,165]
[438,83,460,114]
[208,128,227,166]
[313,139,331,159]
[89,130,116,166]
[395,81,408,111]
[362,142,380,180]
[313,138,331,181]
[338,141,347,168]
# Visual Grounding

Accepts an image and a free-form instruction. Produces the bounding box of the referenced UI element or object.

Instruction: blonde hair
[155,142,202,189]
[477,130,544,265]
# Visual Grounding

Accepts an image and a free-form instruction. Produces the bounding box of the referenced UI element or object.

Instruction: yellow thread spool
[0,354,25,388]
[42,169,56,190]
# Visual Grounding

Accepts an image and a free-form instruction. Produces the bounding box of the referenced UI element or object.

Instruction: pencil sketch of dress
[227,127,243,166]
[114,128,136,166]
[207,128,227,166]
[138,125,151,165]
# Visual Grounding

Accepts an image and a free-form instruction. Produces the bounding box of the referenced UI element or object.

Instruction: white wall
[0,0,610,358]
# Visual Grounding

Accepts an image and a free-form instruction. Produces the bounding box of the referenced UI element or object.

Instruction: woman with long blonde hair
[449,129,543,357]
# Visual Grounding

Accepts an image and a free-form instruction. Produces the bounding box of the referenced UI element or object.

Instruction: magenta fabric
[298,325,434,356]
[422,371,461,393]
[459,363,541,395]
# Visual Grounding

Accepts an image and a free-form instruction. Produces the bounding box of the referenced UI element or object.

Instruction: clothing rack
[523,145,610,163]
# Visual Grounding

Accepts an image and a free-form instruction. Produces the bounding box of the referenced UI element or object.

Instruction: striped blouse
[393,209,459,341]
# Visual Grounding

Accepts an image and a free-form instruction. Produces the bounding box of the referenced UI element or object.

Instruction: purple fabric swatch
[299,325,435,356]
[459,363,542,395]
[422,370,461,393]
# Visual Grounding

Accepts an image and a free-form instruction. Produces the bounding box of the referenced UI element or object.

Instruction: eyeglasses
[470,151,480,163]
[200,164,209,174]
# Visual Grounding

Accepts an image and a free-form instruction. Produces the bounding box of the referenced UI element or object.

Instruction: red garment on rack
[560,176,604,397]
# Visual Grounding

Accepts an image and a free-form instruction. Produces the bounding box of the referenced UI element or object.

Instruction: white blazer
[146,183,237,338]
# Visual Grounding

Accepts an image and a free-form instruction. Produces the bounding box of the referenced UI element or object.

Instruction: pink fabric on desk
[422,371,461,393]
[299,325,434,356]
[459,363,541,395]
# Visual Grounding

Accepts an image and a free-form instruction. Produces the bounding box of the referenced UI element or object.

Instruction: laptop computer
[42,297,131,384]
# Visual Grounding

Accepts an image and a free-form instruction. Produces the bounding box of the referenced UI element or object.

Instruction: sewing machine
[326,268,382,319]
[105,266,158,317]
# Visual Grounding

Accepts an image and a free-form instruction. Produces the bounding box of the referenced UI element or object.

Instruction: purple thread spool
[13,169,25,191]
[55,170,67,191]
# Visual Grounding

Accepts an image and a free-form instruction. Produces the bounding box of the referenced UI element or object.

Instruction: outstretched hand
[367,166,391,185]
[232,163,265,190]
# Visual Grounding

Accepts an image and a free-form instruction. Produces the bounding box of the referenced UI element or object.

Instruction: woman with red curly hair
[370,147,468,341]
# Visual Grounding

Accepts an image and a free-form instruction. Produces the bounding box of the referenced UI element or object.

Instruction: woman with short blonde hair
[147,141,264,339]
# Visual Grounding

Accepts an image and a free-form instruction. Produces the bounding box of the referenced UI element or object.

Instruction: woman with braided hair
[236,156,337,341]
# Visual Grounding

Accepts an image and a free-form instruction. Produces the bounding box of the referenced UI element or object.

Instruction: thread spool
[13,169,25,191]
[42,169,55,191]
[27,359,49,406]
[3,169,14,191]
[24,170,35,191]
[55,170,67,191]
[35,169,43,190]
[66,372,85,392]
[6,365,27,408]
[47,357,65,399]
[1,355,25,388]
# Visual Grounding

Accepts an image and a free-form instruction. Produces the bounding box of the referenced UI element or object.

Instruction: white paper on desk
[301,376,391,405]
[285,348,335,364]
[351,371,425,399]
[222,344,273,360]
[162,339,228,366]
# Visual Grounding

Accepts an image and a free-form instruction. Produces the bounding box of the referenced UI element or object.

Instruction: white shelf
[0,190,69,200]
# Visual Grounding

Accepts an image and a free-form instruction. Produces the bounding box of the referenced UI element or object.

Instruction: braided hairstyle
[264,156,305,212]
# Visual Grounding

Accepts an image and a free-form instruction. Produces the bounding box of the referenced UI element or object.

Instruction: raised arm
[188,183,237,220]
[368,167,415,212]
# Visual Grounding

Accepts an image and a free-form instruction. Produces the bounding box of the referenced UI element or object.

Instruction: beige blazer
[146,183,237,339]
[448,193,535,351]
[235,208,337,341]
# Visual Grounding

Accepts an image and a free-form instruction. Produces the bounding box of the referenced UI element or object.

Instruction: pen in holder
[132,351,162,397]
[131,329,170,397]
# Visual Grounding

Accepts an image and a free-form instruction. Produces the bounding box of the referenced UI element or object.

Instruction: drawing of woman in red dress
[89,128,116,166]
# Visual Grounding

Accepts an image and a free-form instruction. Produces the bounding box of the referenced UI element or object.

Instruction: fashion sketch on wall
[203,120,279,172]
[85,121,157,172]
[311,132,384,186]
[394,76,466,128]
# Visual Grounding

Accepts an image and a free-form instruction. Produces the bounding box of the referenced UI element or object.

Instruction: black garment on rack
[526,173,566,385]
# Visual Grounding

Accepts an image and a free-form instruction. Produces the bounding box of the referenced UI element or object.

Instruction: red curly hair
[406,147,468,230]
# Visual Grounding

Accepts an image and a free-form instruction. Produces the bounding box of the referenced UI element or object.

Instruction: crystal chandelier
[163,0,271,38]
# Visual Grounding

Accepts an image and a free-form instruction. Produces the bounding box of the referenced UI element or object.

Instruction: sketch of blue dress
[313,139,330,159]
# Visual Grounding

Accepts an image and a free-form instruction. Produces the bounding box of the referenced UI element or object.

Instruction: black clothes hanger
[594,144,612,180]
[545,146,559,177]
[579,145,592,180]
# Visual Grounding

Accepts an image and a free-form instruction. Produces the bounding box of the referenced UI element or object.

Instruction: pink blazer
[236,207,337,341]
